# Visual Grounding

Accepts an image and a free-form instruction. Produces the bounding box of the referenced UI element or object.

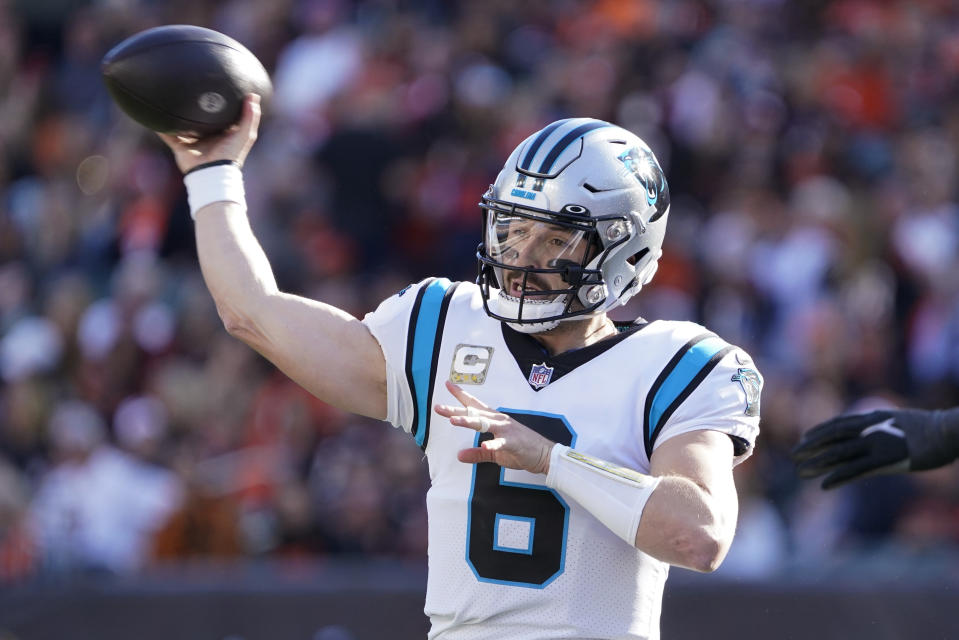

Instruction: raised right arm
[159,95,387,420]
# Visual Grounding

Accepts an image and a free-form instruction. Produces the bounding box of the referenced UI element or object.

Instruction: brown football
[102,24,272,136]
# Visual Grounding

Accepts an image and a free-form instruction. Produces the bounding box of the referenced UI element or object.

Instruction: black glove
[792,408,959,489]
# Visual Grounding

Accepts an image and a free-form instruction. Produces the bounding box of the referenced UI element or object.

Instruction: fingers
[482,437,505,451]
[462,408,493,432]
[156,131,197,154]
[820,456,897,490]
[433,401,485,420]
[445,381,490,411]
[821,463,872,489]
[795,440,868,478]
[157,132,178,147]
[155,93,262,173]
[792,411,891,460]
[435,383,499,433]
[435,405,498,434]
[796,425,911,489]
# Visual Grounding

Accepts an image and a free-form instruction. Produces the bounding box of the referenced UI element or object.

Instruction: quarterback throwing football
[159,95,762,640]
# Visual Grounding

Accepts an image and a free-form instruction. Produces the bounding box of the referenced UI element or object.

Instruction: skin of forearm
[194,202,279,332]
[634,474,737,573]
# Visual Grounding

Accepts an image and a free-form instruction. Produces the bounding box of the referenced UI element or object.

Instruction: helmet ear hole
[586,236,604,262]
[627,248,650,266]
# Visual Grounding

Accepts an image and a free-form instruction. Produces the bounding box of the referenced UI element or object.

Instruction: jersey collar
[501,320,649,391]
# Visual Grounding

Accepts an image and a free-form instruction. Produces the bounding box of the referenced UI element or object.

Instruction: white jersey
[362,279,761,640]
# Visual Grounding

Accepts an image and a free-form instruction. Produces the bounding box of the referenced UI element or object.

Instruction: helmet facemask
[477,195,631,333]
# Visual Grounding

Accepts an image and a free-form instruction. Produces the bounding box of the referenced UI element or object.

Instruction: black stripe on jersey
[405,278,437,443]
[650,345,735,453]
[643,334,734,458]
[419,282,460,451]
[643,334,710,453]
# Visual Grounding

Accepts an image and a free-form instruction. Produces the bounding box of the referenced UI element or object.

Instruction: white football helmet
[477,118,670,332]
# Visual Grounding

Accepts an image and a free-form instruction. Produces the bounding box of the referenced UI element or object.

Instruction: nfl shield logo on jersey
[528,362,554,389]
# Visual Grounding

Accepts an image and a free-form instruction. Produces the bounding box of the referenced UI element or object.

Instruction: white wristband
[546,444,661,546]
[183,163,246,219]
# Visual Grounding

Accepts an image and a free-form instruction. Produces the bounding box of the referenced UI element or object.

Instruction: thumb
[230,93,261,167]
[239,94,261,142]
[458,447,497,465]
[156,132,201,174]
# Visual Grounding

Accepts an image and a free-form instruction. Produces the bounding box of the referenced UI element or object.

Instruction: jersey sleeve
[361,277,456,448]
[645,335,762,466]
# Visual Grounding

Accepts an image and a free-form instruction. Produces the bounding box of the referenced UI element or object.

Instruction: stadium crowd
[1,0,959,583]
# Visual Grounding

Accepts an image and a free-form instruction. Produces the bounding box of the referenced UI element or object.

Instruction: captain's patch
[450,344,494,385]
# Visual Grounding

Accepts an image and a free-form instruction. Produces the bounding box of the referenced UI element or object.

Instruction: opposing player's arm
[159,95,387,420]
[792,406,959,488]
[637,430,738,572]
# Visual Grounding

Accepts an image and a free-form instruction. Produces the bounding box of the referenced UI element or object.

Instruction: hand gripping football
[101,25,272,136]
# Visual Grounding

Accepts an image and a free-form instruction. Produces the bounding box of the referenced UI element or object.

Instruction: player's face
[487,214,590,299]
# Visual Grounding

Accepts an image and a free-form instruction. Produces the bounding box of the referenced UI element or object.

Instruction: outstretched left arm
[435,382,740,573]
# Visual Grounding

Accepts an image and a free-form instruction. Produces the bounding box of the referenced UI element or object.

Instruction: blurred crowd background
[1,0,959,585]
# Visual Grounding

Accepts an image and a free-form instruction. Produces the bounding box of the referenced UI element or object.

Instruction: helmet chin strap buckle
[545,260,606,307]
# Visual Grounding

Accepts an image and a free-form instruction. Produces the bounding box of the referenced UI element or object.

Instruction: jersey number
[466,411,575,588]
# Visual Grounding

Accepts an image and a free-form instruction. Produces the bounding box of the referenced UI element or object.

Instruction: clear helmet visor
[485,209,592,301]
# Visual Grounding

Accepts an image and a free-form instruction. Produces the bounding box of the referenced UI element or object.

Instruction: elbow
[681,529,727,573]
[218,306,246,336]
[668,523,731,573]
[216,301,263,345]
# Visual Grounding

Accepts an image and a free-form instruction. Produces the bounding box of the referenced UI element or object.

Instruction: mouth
[506,276,549,297]
[508,280,533,296]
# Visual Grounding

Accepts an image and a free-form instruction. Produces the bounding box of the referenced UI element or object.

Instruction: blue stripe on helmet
[519,119,573,171]
[536,121,610,175]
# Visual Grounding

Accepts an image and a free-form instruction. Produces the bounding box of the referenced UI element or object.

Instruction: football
[101,25,272,136]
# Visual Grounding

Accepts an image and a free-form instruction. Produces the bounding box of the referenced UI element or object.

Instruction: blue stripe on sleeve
[648,335,728,437]
[410,278,451,447]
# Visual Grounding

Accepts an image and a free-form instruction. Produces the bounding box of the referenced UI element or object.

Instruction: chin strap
[491,289,563,332]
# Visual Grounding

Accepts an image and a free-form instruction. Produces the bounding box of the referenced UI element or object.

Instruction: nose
[505,237,547,268]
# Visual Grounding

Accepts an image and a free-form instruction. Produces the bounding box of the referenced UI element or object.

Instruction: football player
[793,407,959,489]
[158,94,762,640]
